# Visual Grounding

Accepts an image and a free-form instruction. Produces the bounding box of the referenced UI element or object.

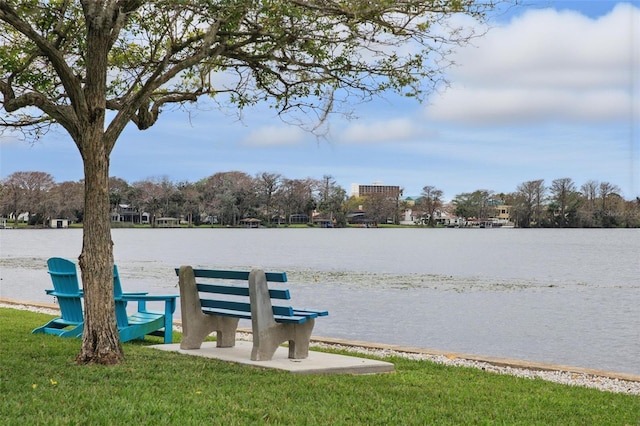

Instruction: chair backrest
[113,265,130,328]
[47,257,84,323]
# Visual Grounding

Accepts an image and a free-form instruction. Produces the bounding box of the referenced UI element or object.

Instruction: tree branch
[0,1,86,129]
[104,17,227,148]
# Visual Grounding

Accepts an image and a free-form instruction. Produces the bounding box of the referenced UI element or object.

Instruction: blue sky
[1,1,639,201]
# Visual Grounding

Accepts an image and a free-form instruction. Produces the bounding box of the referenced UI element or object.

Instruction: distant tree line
[419,178,639,228]
[1,171,639,228]
[0,171,349,227]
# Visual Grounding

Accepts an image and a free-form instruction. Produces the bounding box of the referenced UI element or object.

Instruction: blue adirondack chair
[32,257,84,337]
[113,264,178,344]
[33,258,178,344]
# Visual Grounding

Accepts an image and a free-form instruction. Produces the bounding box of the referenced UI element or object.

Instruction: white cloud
[425,3,640,125]
[340,118,421,143]
[428,87,632,124]
[241,125,306,147]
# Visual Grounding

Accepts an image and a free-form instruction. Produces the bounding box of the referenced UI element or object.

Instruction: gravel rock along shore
[4,301,639,396]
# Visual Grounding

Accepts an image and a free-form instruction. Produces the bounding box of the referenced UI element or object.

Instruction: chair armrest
[120,294,178,343]
[48,289,145,298]
[119,294,178,302]
[45,289,83,298]
[121,291,148,296]
[119,294,179,314]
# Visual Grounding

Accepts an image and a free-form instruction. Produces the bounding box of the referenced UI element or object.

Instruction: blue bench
[176,266,328,361]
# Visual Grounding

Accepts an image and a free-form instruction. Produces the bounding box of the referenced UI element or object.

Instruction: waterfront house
[156,217,180,228]
[49,218,69,228]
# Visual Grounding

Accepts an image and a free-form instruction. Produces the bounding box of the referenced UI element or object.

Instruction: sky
[1,1,639,201]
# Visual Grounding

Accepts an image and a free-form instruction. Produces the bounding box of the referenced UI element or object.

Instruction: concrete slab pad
[149,341,395,375]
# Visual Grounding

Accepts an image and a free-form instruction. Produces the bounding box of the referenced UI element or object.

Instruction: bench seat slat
[293,309,329,317]
[202,307,252,320]
[202,308,311,324]
[272,314,312,324]
[271,305,295,316]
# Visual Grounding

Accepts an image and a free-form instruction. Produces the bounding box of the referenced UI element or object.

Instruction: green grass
[1,308,638,425]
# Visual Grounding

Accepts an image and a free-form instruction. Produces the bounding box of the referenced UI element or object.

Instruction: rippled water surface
[1,228,638,375]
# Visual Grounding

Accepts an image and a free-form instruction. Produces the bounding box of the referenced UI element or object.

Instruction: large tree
[452,189,493,220]
[1,0,507,364]
[514,179,546,228]
[0,171,55,225]
[597,181,622,227]
[579,180,599,227]
[52,179,85,222]
[419,185,443,227]
[317,174,347,226]
[549,177,578,227]
[255,172,283,224]
[280,177,316,222]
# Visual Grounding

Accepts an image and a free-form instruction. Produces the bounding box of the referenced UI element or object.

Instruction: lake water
[1,228,638,375]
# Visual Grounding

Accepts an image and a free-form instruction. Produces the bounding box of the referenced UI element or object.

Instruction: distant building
[111,204,150,224]
[491,204,513,226]
[49,219,69,229]
[350,182,402,198]
[403,197,418,206]
[8,212,30,223]
[289,213,309,224]
[156,217,179,228]
[239,218,260,228]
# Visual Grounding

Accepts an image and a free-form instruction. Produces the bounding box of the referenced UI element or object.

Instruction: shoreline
[2,297,639,396]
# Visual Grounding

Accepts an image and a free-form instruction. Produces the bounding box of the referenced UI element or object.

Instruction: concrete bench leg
[249,269,315,361]
[286,318,314,359]
[178,265,239,350]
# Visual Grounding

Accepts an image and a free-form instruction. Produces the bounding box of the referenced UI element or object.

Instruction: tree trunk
[75,12,123,364]
[76,136,123,365]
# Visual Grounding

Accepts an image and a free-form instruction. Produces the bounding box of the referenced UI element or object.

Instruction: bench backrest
[175,268,294,316]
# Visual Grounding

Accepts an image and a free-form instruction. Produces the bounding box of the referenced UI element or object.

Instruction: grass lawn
[1,308,638,425]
